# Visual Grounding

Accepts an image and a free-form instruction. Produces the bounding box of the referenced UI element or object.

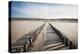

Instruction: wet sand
[10,20,78,46]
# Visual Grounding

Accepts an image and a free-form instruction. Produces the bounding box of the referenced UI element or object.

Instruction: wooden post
[23,41,27,52]
[62,36,64,44]
[69,41,73,49]
[65,38,68,46]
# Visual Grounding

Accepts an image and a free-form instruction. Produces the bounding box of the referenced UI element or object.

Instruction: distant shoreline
[9,18,78,23]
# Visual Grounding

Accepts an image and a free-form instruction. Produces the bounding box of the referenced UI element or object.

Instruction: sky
[10,1,78,19]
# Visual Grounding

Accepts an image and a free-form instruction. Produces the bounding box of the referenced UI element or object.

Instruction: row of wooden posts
[49,23,77,49]
[25,24,45,52]
[11,24,45,53]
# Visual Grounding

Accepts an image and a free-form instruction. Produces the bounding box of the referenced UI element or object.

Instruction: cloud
[11,2,78,19]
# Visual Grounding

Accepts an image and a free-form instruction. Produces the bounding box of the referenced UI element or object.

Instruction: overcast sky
[10,1,78,19]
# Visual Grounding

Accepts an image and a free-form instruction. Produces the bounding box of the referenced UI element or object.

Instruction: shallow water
[51,21,78,45]
[11,20,44,43]
[11,20,78,46]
